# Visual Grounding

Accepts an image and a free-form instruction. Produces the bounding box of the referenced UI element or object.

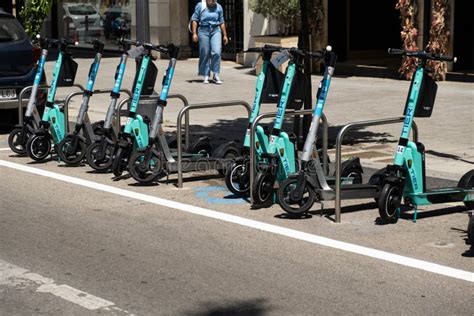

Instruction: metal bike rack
[63,88,132,133]
[334,117,419,223]
[249,110,329,204]
[176,100,252,188]
[116,94,190,148]
[17,84,85,125]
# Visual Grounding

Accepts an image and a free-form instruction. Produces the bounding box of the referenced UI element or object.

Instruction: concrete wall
[242,1,278,67]
[130,0,190,57]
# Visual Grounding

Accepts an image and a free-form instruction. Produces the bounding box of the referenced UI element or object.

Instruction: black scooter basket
[403,71,438,118]
[261,63,305,110]
[57,53,78,87]
[132,58,158,97]
[261,62,284,104]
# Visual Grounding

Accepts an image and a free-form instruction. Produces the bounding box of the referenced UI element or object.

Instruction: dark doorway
[329,0,400,63]
[453,0,474,72]
[188,0,243,60]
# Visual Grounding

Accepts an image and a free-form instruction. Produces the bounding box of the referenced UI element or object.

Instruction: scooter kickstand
[313,201,324,217]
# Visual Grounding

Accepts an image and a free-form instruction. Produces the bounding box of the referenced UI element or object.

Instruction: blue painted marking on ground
[194,186,246,205]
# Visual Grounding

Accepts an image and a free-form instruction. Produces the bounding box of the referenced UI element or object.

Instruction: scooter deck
[338,184,380,200]
[166,157,221,173]
[409,187,474,205]
[317,184,379,201]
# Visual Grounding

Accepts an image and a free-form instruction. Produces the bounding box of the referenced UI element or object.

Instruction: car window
[67,5,97,15]
[0,17,26,42]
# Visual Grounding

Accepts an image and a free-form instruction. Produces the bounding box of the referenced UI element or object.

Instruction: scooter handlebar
[388,48,456,62]
[119,38,174,55]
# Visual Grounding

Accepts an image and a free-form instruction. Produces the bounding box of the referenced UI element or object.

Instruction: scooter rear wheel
[277,178,315,215]
[8,127,31,155]
[86,141,115,172]
[251,169,275,207]
[26,133,51,161]
[225,160,250,196]
[58,135,86,165]
[112,146,130,177]
[378,183,400,224]
[129,150,164,184]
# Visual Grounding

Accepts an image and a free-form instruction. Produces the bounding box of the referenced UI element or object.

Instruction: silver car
[63,3,103,41]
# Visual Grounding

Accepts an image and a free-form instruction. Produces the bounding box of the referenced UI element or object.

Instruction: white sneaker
[213,74,223,84]
[203,76,209,84]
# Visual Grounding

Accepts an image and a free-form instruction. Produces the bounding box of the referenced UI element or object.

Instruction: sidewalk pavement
[44,57,474,181]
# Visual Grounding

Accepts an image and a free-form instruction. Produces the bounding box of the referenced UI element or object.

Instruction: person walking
[191,0,228,84]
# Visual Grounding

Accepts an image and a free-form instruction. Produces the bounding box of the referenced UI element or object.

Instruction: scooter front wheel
[251,169,275,207]
[225,160,250,196]
[378,183,401,224]
[26,133,51,161]
[112,146,130,177]
[58,135,86,165]
[8,127,31,155]
[86,141,115,172]
[129,150,164,184]
[277,178,315,215]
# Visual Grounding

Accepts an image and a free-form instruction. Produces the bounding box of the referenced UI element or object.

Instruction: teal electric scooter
[376,48,474,223]
[225,45,289,195]
[57,39,105,165]
[252,47,363,208]
[111,39,161,177]
[250,48,305,207]
[26,38,78,161]
[126,43,180,183]
[9,35,48,155]
[85,40,130,171]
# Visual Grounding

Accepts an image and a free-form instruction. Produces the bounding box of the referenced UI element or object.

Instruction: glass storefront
[58,0,132,47]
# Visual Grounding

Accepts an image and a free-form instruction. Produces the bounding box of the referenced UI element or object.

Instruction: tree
[19,0,53,38]
[249,0,300,36]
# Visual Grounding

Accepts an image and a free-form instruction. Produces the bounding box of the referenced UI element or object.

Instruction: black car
[0,10,46,113]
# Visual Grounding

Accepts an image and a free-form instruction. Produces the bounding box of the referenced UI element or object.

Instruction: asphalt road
[0,142,473,315]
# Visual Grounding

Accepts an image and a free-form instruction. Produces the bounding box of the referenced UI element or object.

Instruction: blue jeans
[198,26,222,76]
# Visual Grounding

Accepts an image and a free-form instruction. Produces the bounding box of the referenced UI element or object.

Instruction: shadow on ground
[165,117,397,150]
[182,298,272,316]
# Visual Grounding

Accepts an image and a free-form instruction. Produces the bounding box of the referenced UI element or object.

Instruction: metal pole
[299,0,313,146]
[136,0,150,42]
[423,0,431,48]
[334,117,419,223]
[176,100,252,188]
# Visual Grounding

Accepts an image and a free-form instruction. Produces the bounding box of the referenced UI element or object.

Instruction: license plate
[0,89,17,99]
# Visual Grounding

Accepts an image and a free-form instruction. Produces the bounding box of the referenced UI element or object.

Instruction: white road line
[1,159,473,283]
[0,148,11,151]
[0,259,130,313]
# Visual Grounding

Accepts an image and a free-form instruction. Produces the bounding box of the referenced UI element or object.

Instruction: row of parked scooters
[7,36,474,239]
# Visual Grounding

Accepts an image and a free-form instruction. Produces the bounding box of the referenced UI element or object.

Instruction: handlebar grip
[436,54,456,62]
[263,44,282,51]
[308,51,324,59]
[120,38,140,46]
[388,48,405,55]
[244,47,263,53]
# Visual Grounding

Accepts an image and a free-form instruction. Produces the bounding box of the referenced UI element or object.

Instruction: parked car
[0,10,46,112]
[63,3,103,41]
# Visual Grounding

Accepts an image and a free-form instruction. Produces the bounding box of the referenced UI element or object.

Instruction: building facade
[4,0,472,72]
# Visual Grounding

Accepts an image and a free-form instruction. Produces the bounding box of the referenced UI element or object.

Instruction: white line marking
[0,259,119,311]
[1,159,473,283]
[0,148,11,151]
